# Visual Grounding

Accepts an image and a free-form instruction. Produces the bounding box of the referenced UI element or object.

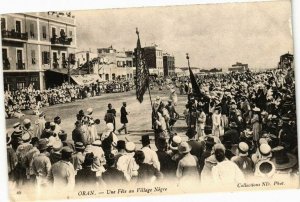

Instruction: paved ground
[6,87,189,149]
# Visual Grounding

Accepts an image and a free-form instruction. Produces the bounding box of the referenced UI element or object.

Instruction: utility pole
[68,55,71,84]
[86,52,90,74]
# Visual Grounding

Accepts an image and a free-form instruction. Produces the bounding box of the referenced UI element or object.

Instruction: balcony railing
[16,62,25,70]
[2,30,28,41]
[50,36,72,46]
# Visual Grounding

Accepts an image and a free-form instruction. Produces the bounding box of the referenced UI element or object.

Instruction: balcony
[16,62,25,70]
[50,35,72,46]
[2,30,28,41]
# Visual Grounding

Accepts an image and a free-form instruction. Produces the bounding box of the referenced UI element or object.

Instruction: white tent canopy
[71,74,101,85]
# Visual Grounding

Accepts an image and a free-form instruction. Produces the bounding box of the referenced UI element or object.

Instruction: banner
[71,74,101,85]
[135,29,149,103]
[189,66,202,98]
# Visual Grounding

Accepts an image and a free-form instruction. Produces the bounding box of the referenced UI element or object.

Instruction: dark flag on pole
[186,53,202,98]
[135,28,149,103]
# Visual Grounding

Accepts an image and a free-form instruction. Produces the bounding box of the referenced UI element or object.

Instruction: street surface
[5,88,189,149]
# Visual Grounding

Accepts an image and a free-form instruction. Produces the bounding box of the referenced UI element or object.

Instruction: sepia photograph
[0,0,299,201]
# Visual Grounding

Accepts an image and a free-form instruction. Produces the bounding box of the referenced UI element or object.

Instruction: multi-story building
[228,62,249,72]
[96,46,134,81]
[144,44,163,76]
[278,52,293,69]
[1,11,76,90]
[163,53,175,77]
[134,44,163,76]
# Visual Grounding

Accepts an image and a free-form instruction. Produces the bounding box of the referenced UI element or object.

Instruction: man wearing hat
[252,143,272,165]
[54,116,62,135]
[201,143,226,184]
[7,134,18,182]
[22,119,35,140]
[156,137,176,178]
[105,103,116,131]
[176,142,200,183]
[186,128,205,163]
[32,139,52,188]
[72,121,86,146]
[231,142,254,177]
[58,130,74,151]
[81,141,104,177]
[71,142,85,174]
[117,102,129,135]
[223,122,240,144]
[75,153,98,187]
[24,137,40,185]
[116,142,139,181]
[34,112,46,139]
[134,150,163,184]
[166,99,179,130]
[11,123,23,151]
[141,135,160,171]
[270,146,297,174]
[15,132,33,185]
[114,140,126,161]
[49,140,63,164]
[48,146,75,191]
[212,106,222,137]
[167,135,182,162]
[102,153,126,186]
[199,136,215,173]
[251,107,262,142]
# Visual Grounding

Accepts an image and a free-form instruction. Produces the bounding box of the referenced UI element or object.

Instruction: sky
[73,0,293,69]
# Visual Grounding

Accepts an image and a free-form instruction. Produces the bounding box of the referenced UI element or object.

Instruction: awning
[71,74,101,85]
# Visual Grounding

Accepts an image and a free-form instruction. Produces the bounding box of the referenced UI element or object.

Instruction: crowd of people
[4,80,134,119]
[5,67,299,195]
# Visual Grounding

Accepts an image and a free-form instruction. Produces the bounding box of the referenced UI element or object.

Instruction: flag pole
[136,27,153,108]
[186,53,192,130]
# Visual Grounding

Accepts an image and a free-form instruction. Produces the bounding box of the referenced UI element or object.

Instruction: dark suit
[120,106,128,124]
[118,105,128,134]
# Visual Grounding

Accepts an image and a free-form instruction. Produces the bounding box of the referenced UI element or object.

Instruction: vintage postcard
[1,0,299,201]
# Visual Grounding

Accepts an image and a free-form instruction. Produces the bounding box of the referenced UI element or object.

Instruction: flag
[135,28,149,103]
[188,66,202,98]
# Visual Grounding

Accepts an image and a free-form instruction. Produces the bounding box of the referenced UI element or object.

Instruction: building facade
[134,44,163,76]
[278,52,294,69]
[228,62,249,72]
[163,53,175,77]
[1,11,76,90]
[96,46,135,81]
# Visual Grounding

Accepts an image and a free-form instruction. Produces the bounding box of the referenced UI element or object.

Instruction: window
[42,51,50,64]
[53,52,58,68]
[29,23,34,38]
[1,17,6,30]
[2,48,10,69]
[42,26,47,39]
[51,27,56,38]
[69,30,72,37]
[15,20,21,33]
[61,52,66,68]
[31,50,36,65]
[69,53,76,65]
[16,49,24,69]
